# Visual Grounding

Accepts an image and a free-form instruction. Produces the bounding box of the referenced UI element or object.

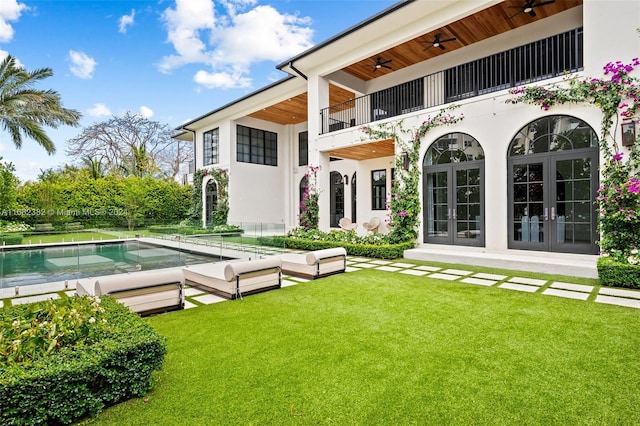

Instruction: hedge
[597,256,640,289]
[259,236,415,259]
[0,297,167,425]
[0,233,23,246]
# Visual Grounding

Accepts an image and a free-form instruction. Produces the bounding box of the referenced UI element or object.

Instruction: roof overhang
[327,138,395,161]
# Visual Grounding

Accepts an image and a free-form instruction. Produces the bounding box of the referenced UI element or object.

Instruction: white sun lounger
[279,247,347,279]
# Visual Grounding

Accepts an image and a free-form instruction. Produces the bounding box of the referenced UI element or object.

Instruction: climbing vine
[298,165,321,230]
[190,168,229,226]
[361,106,464,243]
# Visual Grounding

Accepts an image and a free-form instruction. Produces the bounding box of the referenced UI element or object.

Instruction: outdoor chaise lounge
[279,247,347,279]
[182,257,282,300]
[76,269,184,316]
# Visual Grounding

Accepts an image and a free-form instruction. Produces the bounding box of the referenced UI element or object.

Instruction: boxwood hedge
[597,256,640,289]
[0,296,167,425]
[259,235,415,259]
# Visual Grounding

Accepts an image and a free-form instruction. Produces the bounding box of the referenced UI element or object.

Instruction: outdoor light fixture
[401,151,410,170]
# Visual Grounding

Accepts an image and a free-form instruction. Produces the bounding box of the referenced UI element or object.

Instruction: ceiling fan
[373,57,392,71]
[509,0,555,18]
[422,33,457,51]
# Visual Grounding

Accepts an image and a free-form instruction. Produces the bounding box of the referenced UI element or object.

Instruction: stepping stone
[442,269,472,276]
[429,273,460,281]
[345,266,361,273]
[184,287,206,297]
[65,290,76,297]
[192,294,227,305]
[474,272,508,281]
[390,262,415,268]
[288,276,310,282]
[596,295,640,309]
[349,257,371,263]
[461,277,497,286]
[353,263,377,268]
[499,283,539,293]
[400,269,429,276]
[508,277,547,286]
[415,265,441,272]
[184,300,198,309]
[370,260,393,265]
[346,261,358,265]
[599,288,640,299]
[542,288,590,300]
[376,266,402,272]
[281,280,298,287]
[550,282,594,293]
[12,293,60,305]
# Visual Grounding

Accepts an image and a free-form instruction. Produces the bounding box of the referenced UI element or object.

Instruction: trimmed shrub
[0,233,23,246]
[259,236,415,259]
[597,256,640,289]
[0,297,166,425]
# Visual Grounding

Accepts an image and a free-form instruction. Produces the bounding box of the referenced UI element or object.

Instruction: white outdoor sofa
[279,247,347,279]
[76,269,184,316]
[182,257,282,300]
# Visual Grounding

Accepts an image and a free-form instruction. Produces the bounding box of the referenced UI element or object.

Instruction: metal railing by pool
[320,27,583,134]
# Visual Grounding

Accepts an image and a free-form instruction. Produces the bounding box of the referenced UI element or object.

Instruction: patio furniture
[182,257,282,300]
[338,217,358,231]
[279,247,347,279]
[363,217,381,234]
[76,269,184,316]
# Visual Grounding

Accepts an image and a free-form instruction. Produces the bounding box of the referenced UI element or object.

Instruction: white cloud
[139,105,153,118]
[0,0,27,42]
[119,9,135,34]
[160,0,313,89]
[68,50,97,79]
[87,103,111,117]
[194,69,250,89]
[0,49,23,68]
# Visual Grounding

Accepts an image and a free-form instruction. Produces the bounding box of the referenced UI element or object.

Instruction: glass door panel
[551,154,597,253]
[425,171,449,242]
[511,161,546,245]
[454,167,482,244]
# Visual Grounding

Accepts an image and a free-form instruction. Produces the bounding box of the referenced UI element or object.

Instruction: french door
[424,162,484,246]
[329,171,344,228]
[508,150,599,254]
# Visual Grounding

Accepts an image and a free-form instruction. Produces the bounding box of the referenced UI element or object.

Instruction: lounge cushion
[305,247,347,265]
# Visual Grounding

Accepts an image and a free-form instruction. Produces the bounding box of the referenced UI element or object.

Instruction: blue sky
[0,0,397,182]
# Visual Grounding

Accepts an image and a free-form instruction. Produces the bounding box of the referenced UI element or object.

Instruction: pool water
[0,241,222,288]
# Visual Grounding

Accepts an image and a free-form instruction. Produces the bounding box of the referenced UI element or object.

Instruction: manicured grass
[84,269,640,424]
[21,231,119,244]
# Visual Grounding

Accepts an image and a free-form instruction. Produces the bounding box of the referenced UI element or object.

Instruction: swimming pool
[0,240,224,288]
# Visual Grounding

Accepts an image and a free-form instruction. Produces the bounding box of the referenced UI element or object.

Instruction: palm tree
[81,155,105,179]
[0,55,81,154]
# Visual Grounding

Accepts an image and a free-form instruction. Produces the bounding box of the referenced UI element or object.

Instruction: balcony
[320,27,583,135]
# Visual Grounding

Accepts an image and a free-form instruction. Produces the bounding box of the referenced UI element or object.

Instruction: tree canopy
[0,55,81,154]
[66,112,193,179]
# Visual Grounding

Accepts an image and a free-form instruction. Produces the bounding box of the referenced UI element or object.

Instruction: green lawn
[84,269,640,425]
[22,231,119,244]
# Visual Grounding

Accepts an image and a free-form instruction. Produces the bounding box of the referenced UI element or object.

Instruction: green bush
[0,297,166,425]
[597,256,640,289]
[0,233,23,246]
[148,224,243,235]
[259,235,415,259]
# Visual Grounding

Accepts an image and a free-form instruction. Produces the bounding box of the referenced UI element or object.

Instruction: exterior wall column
[307,73,331,230]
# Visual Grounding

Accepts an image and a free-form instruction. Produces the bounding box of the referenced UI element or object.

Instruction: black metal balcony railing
[320,27,583,134]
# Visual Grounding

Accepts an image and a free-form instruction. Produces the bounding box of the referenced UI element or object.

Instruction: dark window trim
[203,128,219,166]
[236,124,278,166]
[371,169,387,210]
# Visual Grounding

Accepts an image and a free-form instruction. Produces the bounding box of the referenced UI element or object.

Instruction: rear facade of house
[176,0,640,256]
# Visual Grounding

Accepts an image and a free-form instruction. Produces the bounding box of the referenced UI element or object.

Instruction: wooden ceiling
[248,84,354,125]
[342,0,582,81]
[328,138,395,161]
[247,0,582,126]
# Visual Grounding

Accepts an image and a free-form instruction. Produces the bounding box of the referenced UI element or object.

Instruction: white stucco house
[175,0,640,258]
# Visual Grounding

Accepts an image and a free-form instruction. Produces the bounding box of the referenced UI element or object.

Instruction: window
[236,125,278,166]
[298,131,308,166]
[203,128,219,166]
[371,169,386,210]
